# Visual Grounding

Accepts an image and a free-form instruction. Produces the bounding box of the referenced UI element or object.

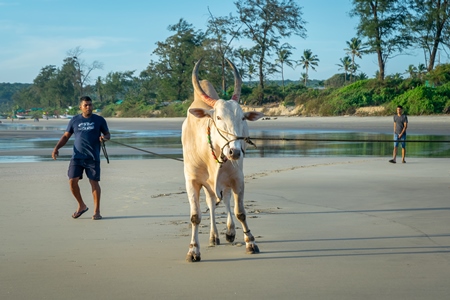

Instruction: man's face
[80,100,93,115]
[396,107,402,115]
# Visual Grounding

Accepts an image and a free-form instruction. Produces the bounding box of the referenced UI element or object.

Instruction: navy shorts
[68,159,101,181]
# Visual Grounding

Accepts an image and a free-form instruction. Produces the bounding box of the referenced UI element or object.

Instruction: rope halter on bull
[206,119,227,165]
[206,118,257,167]
[193,58,257,167]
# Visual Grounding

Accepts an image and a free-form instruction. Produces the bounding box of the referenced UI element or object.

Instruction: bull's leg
[221,188,236,243]
[234,190,259,254]
[204,187,220,246]
[186,181,202,262]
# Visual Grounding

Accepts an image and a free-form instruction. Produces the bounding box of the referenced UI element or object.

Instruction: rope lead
[101,140,109,164]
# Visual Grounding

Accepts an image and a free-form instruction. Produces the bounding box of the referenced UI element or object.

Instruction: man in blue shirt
[389,105,408,164]
[52,96,110,220]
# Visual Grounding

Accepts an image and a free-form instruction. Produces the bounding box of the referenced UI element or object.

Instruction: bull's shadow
[99,214,189,220]
[268,206,450,215]
[199,233,450,262]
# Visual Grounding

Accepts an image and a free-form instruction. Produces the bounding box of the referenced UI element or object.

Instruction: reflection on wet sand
[2,122,450,162]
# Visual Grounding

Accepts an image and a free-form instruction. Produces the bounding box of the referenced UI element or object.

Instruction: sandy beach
[1,116,450,299]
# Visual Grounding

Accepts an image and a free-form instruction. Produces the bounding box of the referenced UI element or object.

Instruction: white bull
[182,58,264,262]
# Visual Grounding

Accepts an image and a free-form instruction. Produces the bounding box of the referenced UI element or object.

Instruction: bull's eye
[217,116,222,120]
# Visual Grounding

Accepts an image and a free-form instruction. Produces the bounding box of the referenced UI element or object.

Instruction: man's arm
[100,131,110,142]
[52,132,72,160]
[99,119,110,142]
[398,121,407,138]
[401,121,407,135]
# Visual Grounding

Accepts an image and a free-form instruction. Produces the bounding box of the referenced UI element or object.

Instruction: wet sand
[1,117,450,299]
[2,114,450,136]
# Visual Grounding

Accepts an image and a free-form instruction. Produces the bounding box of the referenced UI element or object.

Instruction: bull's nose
[229,148,241,160]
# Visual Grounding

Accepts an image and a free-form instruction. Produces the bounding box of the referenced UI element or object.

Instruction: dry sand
[1,116,450,299]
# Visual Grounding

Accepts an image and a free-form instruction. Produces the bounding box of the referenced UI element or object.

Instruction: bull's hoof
[209,237,220,246]
[186,253,201,262]
[246,244,260,254]
[226,233,235,243]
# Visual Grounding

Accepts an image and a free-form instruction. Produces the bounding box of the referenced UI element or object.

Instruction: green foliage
[159,101,191,117]
[261,84,285,104]
[239,85,254,98]
[149,19,203,102]
[302,90,333,116]
[426,64,450,86]
[324,73,347,88]
[284,82,308,94]
[387,85,448,115]
[0,83,31,105]
[6,62,450,118]
[326,79,383,115]
[117,98,155,117]
[350,0,411,80]
[6,2,450,119]
[241,85,263,105]
[100,98,191,118]
[329,77,420,111]
[100,104,117,118]
[236,0,307,103]
[67,106,79,115]
[288,76,444,116]
[30,110,42,119]
[293,87,325,105]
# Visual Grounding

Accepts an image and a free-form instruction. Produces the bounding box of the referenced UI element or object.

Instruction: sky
[0,0,430,84]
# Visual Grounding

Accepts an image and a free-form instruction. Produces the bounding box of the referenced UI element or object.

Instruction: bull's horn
[226,58,242,102]
[192,58,217,107]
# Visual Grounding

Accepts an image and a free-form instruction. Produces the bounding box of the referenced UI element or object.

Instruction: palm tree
[234,47,251,78]
[337,56,352,83]
[275,45,295,92]
[349,62,360,80]
[417,63,427,80]
[247,63,256,83]
[297,49,319,86]
[344,37,365,82]
[235,47,247,75]
[300,72,308,86]
[405,64,418,78]
[357,72,368,80]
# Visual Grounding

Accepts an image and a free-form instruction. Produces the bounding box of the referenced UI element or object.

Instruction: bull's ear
[244,111,264,121]
[189,108,214,119]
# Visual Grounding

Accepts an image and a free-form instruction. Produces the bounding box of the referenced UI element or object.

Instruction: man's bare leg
[390,147,398,163]
[69,178,88,217]
[90,179,102,219]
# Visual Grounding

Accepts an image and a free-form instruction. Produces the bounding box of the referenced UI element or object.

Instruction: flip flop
[72,207,89,219]
[92,214,102,220]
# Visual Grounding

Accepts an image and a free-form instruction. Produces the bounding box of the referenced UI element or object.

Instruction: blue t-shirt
[66,114,109,161]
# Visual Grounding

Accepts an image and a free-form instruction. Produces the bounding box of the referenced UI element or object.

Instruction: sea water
[1,122,450,163]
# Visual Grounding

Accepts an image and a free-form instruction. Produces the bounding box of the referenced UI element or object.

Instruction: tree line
[1,0,450,118]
